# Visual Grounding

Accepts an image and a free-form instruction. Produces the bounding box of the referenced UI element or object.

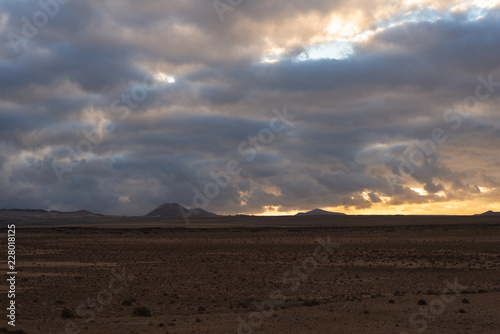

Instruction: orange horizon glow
[253,199,499,216]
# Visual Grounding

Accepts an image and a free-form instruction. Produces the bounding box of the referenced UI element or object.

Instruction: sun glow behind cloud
[155,72,175,83]
[260,0,500,63]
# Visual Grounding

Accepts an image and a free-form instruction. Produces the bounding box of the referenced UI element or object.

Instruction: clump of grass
[462,298,470,304]
[388,299,395,304]
[302,299,319,307]
[362,310,369,314]
[459,309,466,313]
[132,306,151,317]
[417,299,427,305]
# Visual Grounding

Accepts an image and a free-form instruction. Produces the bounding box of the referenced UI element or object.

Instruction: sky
[0,0,499,216]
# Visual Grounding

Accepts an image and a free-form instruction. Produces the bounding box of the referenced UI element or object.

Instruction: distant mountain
[296,208,346,216]
[475,210,500,216]
[0,208,103,216]
[0,209,47,213]
[49,210,103,216]
[145,203,217,217]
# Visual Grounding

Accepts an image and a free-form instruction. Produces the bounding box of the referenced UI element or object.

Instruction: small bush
[388,299,395,304]
[459,309,466,313]
[417,299,427,305]
[132,306,151,317]
[462,298,469,304]
[0,328,26,334]
[362,310,369,314]
[61,308,74,318]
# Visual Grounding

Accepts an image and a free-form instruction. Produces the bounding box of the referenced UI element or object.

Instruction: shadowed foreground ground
[1,217,499,333]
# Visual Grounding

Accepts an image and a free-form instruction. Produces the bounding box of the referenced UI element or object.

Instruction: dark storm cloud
[0,0,499,214]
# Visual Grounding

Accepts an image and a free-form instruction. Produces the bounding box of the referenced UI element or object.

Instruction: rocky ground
[1,217,499,333]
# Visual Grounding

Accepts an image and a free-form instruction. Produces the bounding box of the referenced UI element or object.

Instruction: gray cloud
[0,1,499,215]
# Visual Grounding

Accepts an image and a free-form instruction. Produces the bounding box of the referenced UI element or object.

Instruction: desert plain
[1,214,499,334]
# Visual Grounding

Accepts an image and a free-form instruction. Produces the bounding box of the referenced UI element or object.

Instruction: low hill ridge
[49,210,103,216]
[296,208,346,216]
[475,210,500,216]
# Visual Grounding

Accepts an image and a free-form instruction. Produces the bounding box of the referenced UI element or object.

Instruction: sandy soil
[1,218,499,333]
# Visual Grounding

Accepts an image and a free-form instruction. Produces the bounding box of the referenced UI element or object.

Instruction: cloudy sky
[1,0,499,216]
